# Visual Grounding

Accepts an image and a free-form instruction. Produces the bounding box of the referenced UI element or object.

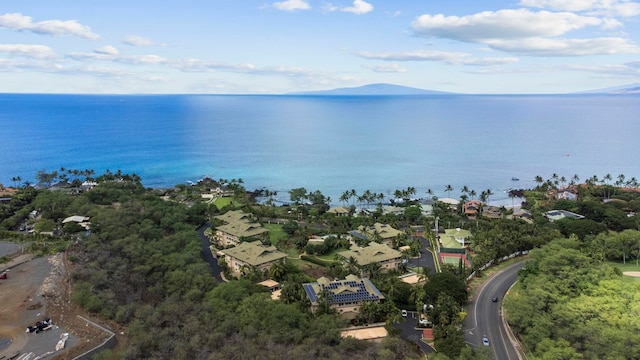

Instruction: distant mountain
[290,83,453,96]
[578,83,640,94]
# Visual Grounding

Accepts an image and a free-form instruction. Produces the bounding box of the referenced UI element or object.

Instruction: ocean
[1,93,639,206]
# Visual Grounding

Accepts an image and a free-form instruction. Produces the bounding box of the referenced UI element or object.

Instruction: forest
[1,170,639,359]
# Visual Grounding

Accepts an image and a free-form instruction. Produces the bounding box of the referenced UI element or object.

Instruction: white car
[482,337,490,346]
[401,309,408,317]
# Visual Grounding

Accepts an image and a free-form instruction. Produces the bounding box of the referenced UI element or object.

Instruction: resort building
[338,242,402,272]
[220,241,287,276]
[349,222,402,247]
[441,228,472,248]
[211,210,269,247]
[302,275,385,318]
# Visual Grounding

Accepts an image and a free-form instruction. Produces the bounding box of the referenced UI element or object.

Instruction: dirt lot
[0,242,120,359]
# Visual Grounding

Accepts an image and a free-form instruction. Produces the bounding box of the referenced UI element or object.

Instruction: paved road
[464,260,526,360]
[406,236,437,275]
[197,222,224,283]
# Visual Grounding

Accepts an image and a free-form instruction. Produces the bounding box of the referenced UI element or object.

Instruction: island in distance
[290,82,640,95]
[289,83,454,96]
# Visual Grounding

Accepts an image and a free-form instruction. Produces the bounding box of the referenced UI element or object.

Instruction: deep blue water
[1,93,639,205]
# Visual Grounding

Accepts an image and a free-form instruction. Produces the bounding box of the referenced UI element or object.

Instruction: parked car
[401,309,407,317]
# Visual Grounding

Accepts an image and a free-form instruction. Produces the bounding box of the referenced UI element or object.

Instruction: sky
[1,0,640,94]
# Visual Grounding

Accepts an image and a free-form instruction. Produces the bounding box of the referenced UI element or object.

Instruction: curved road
[197,222,224,283]
[464,260,526,360]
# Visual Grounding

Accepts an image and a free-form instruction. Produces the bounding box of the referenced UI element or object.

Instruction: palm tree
[534,175,544,190]
[444,184,453,198]
[469,189,477,200]
[426,188,434,200]
[460,185,469,197]
[485,189,493,204]
[339,191,350,205]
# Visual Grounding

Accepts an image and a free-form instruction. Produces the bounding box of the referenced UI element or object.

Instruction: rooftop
[338,242,402,266]
[302,275,384,306]
[221,241,287,266]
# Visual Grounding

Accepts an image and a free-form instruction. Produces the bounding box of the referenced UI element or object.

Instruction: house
[544,210,585,222]
[302,275,385,318]
[327,206,351,217]
[220,241,287,276]
[348,222,402,247]
[512,208,533,222]
[381,205,404,216]
[463,200,482,216]
[556,190,578,201]
[338,242,403,272]
[438,198,459,210]
[62,215,91,229]
[258,279,281,300]
[211,210,269,247]
[482,206,503,219]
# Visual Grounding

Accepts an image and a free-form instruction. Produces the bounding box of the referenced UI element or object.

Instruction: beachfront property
[438,198,459,210]
[544,210,585,222]
[302,275,385,318]
[482,206,503,220]
[220,240,287,276]
[210,210,269,247]
[337,242,403,273]
[463,200,482,217]
[348,222,402,247]
[327,206,351,217]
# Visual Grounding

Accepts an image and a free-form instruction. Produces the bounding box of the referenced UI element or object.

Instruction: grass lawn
[607,260,640,284]
[263,223,287,246]
[213,197,235,210]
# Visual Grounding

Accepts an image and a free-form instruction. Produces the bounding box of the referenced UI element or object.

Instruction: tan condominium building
[220,240,287,276]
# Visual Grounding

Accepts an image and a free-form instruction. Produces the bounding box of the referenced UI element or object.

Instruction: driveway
[197,222,224,283]
[407,236,437,275]
[395,310,435,355]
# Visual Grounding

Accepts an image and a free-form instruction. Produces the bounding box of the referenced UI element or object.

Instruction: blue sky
[1,0,640,94]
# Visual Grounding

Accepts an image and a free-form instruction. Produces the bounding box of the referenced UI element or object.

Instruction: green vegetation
[2,170,640,359]
[507,237,640,359]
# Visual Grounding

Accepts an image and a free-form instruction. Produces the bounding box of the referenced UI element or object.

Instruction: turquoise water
[1,93,639,205]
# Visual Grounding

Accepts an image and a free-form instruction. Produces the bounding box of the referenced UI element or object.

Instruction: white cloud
[272,0,310,11]
[0,44,56,59]
[358,50,519,66]
[122,35,156,47]
[486,37,640,56]
[366,63,407,73]
[341,0,374,14]
[0,13,99,40]
[520,0,640,17]
[95,45,119,55]
[67,51,168,65]
[411,9,606,42]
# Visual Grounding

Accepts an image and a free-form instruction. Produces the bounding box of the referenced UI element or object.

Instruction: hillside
[578,83,640,94]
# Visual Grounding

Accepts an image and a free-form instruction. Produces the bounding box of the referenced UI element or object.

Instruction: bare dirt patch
[0,249,121,359]
[623,271,640,278]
